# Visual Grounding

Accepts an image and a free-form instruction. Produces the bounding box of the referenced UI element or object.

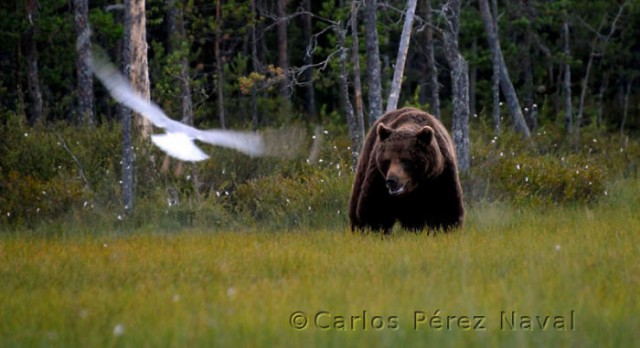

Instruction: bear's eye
[401,159,416,170]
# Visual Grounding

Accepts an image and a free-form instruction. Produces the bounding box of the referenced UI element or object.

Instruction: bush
[465,123,639,206]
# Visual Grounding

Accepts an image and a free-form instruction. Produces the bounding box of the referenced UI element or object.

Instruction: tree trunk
[302,0,316,120]
[363,0,383,123]
[576,5,624,137]
[122,0,135,215]
[276,0,289,97]
[215,0,226,129]
[386,0,417,113]
[24,0,43,125]
[441,0,470,172]
[175,3,193,126]
[423,0,440,118]
[479,0,530,137]
[250,0,260,129]
[337,28,359,171]
[489,0,500,132]
[73,0,95,126]
[128,0,153,138]
[350,0,365,144]
[620,78,634,138]
[469,37,477,119]
[562,20,572,133]
[596,72,608,128]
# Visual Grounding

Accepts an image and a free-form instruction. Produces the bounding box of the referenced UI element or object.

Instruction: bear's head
[375,123,445,196]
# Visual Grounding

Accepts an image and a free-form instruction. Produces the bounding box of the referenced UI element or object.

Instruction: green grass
[1,180,639,347]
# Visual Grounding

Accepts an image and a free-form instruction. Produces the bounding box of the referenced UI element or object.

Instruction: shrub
[465,123,638,206]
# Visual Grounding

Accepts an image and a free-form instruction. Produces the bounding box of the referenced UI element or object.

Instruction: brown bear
[349,107,464,234]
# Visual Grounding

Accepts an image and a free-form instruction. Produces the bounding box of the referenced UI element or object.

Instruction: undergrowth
[1,115,639,233]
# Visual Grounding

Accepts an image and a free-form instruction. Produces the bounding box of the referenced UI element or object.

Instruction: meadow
[1,178,639,347]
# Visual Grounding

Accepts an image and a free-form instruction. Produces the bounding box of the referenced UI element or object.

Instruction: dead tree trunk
[576,5,625,141]
[276,0,289,97]
[302,0,316,120]
[620,78,634,138]
[337,27,359,171]
[363,0,383,123]
[423,0,440,118]
[350,0,365,143]
[250,0,260,129]
[386,0,417,113]
[128,0,153,138]
[74,0,95,126]
[122,0,135,215]
[25,0,43,125]
[215,0,226,129]
[479,0,529,138]
[441,0,470,172]
[562,20,572,133]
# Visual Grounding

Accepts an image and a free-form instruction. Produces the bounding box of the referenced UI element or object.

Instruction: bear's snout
[385,177,405,196]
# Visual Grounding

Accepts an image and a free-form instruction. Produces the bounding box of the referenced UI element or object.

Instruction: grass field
[1,180,639,347]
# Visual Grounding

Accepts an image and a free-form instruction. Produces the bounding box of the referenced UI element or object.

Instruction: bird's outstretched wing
[90,53,264,161]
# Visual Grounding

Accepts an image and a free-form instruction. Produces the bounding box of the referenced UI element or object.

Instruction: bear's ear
[377,124,394,141]
[417,126,434,145]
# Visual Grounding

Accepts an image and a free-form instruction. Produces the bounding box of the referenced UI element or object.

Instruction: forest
[0,0,639,225]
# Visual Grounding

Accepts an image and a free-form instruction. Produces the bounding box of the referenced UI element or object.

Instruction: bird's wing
[90,52,265,160]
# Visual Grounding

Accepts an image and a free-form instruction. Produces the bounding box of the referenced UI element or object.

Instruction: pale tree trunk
[469,37,477,118]
[620,78,634,138]
[441,0,470,172]
[423,0,440,118]
[302,0,316,120]
[74,0,95,126]
[25,0,43,125]
[276,0,289,97]
[523,29,536,131]
[337,28,359,171]
[489,0,502,134]
[386,0,417,113]
[122,0,135,214]
[562,20,572,133]
[250,0,260,129]
[350,0,365,143]
[128,0,153,138]
[215,0,226,129]
[167,0,198,188]
[596,73,608,128]
[479,0,530,138]
[576,5,625,140]
[489,0,500,132]
[363,0,383,123]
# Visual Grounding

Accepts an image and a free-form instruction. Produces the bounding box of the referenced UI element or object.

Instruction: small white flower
[227,287,237,297]
[555,244,561,251]
[113,324,125,336]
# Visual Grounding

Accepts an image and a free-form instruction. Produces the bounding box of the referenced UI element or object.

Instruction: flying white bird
[90,54,265,162]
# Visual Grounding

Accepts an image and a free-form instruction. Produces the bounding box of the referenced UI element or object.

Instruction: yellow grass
[1,180,639,347]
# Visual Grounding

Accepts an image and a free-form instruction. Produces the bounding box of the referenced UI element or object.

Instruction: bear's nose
[385,177,399,190]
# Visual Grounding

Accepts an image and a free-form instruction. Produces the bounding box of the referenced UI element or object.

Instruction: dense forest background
[2,0,638,133]
[0,0,639,228]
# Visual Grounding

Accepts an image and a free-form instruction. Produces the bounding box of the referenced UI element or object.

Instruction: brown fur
[349,107,464,234]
